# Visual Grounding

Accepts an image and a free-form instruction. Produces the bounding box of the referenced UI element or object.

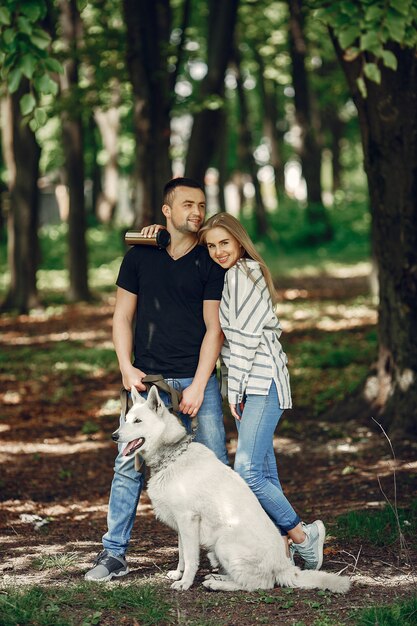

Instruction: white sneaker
[292,520,325,570]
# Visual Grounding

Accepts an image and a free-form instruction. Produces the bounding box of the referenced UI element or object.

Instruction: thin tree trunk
[288,0,332,241]
[123,0,172,226]
[328,113,344,192]
[185,0,239,184]
[94,97,120,224]
[334,40,417,437]
[255,50,285,202]
[1,82,41,312]
[233,48,268,236]
[59,0,90,302]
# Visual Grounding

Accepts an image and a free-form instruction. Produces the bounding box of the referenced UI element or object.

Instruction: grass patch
[241,194,371,277]
[333,500,417,547]
[288,326,377,416]
[32,553,78,572]
[352,595,417,626]
[0,582,172,626]
[0,343,118,382]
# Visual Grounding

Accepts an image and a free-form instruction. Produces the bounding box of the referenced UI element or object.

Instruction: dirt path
[0,290,415,625]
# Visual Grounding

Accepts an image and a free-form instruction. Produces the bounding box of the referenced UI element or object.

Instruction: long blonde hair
[199,213,277,304]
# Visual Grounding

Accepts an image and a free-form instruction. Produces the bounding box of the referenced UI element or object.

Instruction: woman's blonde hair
[199,213,277,304]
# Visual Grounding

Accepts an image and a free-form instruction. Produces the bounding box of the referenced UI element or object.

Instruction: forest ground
[0,273,416,626]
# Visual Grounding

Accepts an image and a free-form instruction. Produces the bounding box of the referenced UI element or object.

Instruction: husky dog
[113,386,350,593]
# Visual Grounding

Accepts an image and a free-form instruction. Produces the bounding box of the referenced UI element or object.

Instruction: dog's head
[112,385,187,462]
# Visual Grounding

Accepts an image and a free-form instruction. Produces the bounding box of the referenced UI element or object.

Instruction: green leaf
[386,10,406,42]
[17,16,33,36]
[390,0,411,17]
[0,6,11,25]
[357,76,367,98]
[339,2,360,18]
[360,31,380,52]
[34,107,47,126]
[29,117,38,132]
[8,67,22,94]
[21,1,43,22]
[20,93,36,116]
[44,57,64,74]
[381,49,397,71]
[31,28,51,50]
[3,27,15,46]
[339,26,360,49]
[34,73,58,96]
[364,62,381,84]
[365,5,384,23]
[21,54,37,78]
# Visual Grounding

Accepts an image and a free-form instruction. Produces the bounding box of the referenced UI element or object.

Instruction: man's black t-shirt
[116,244,226,378]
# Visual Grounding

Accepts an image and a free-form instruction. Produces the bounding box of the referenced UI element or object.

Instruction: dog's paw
[202,578,218,590]
[171,579,192,591]
[167,569,183,581]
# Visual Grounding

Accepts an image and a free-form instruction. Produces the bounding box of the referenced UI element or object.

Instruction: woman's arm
[223,265,272,404]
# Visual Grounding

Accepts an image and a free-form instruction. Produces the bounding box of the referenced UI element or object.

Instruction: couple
[85,177,325,582]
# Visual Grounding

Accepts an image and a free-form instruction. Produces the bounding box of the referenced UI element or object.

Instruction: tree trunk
[255,50,285,202]
[184,0,239,184]
[94,101,120,224]
[123,0,172,226]
[328,113,344,193]
[1,82,41,313]
[288,0,332,241]
[234,51,268,236]
[334,42,417,437]
[59,0,90,302]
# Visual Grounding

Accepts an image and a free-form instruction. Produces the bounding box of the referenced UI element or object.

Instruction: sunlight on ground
[281,261,372,279]
[2,329,111,346]
[278,300,377,332]
[0,438,110,459]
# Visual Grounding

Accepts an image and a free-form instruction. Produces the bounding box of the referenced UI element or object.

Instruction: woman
[198,213,325,570]
[141,215,325,569]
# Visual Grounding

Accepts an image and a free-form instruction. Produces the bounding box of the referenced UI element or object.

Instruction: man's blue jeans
[234,381,301,535]
[102,374,228,556]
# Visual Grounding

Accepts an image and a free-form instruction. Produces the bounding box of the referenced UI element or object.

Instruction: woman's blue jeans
[234,381,300,535]
[102,374,228,557]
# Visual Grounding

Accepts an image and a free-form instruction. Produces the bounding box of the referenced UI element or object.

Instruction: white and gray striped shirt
[219,258,292,408]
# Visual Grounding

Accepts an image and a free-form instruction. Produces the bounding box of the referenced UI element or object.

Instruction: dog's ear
[146,385,165,416]
[130,386,145,406]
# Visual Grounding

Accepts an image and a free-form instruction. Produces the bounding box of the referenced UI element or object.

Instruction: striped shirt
[219,259,292,408]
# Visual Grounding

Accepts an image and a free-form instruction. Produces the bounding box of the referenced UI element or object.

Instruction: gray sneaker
[292,520,325,570]
[85,550,129,582]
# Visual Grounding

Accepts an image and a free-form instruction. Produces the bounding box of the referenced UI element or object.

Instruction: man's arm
[112,286,147,391]
[179,300,224,416]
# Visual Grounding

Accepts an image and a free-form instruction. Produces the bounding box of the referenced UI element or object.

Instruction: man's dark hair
[163,177,205,206]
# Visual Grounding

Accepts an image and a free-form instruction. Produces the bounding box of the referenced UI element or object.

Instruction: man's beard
[171,217,200,234]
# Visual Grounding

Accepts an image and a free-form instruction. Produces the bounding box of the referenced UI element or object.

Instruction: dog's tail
[276,567,350,594]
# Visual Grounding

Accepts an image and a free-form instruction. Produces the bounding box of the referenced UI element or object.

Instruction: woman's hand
[140,224,164,238]
[229,402,245,421]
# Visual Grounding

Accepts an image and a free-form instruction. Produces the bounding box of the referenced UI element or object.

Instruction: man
[85,178,228,581]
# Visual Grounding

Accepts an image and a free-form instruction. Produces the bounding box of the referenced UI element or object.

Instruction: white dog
[113,386,350,593]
